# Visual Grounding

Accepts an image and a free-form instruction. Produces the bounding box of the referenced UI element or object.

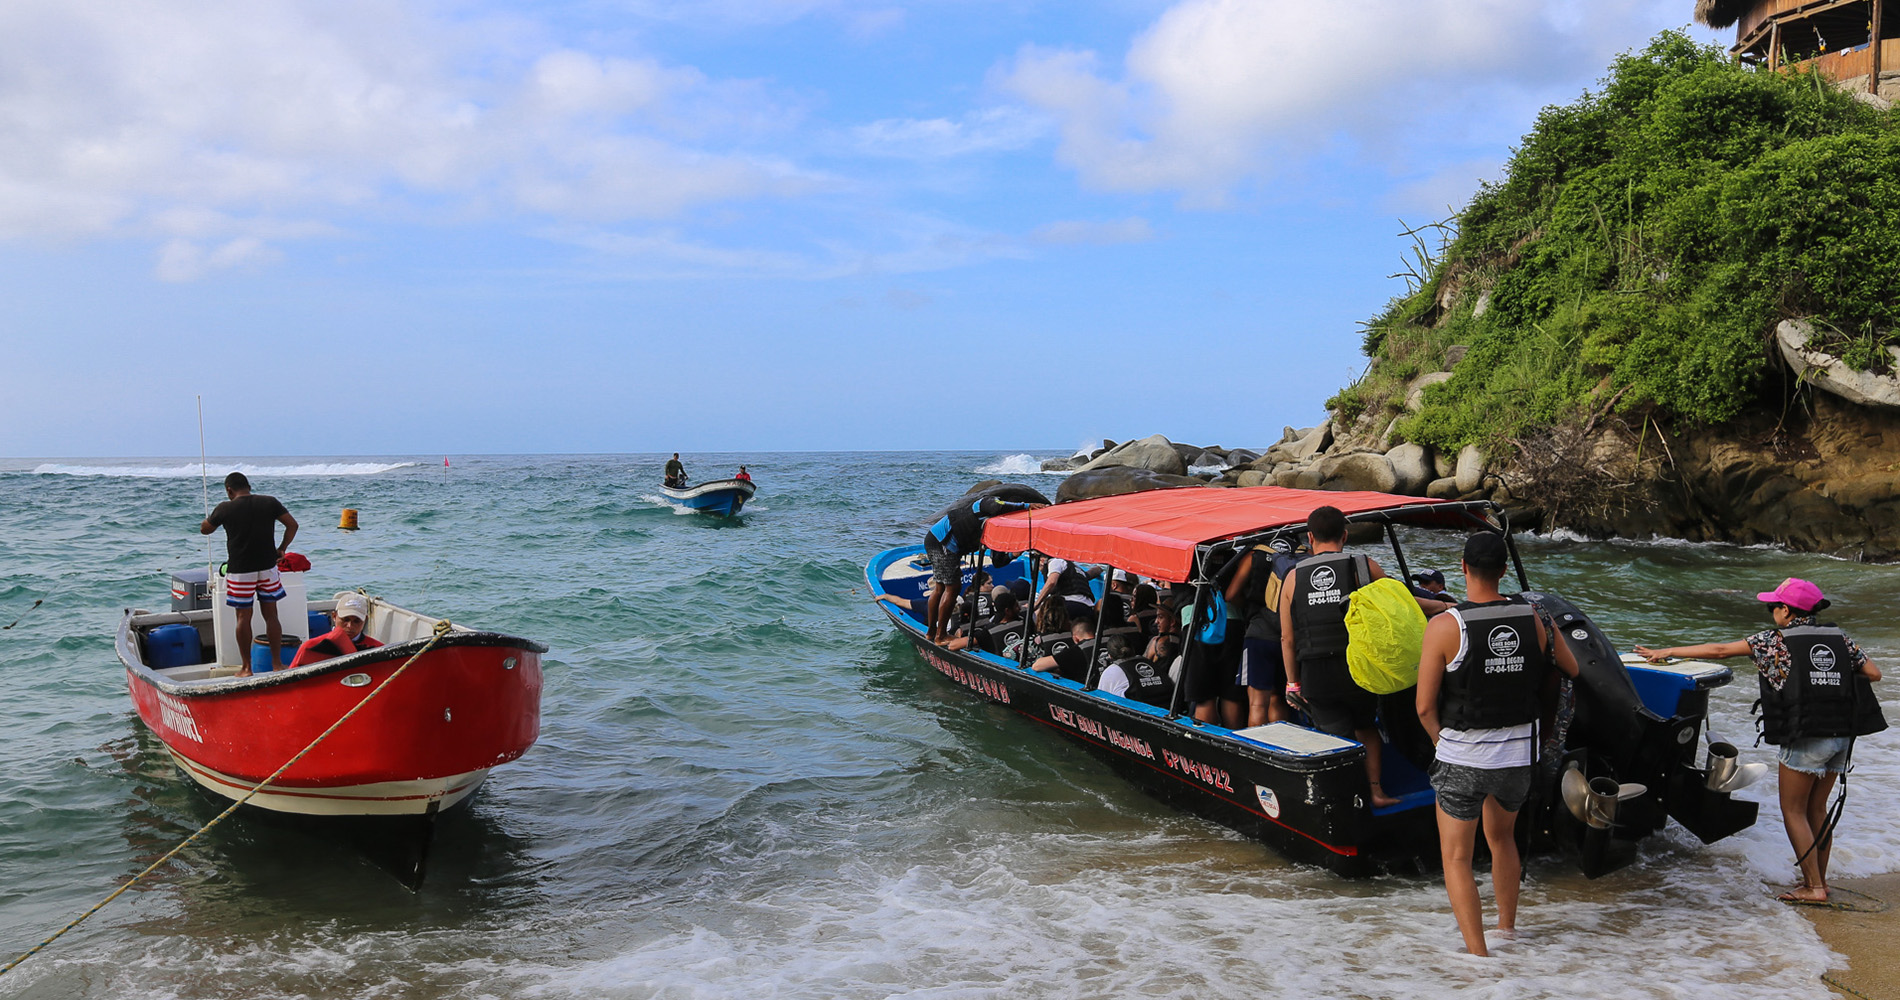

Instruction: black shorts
[1304,686,1377,738]
[1182,644,1226,704]
[1239,637,1284,692]
[922,536,961,587]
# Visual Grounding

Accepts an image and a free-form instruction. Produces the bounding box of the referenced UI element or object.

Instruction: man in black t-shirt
[200,472,299,675]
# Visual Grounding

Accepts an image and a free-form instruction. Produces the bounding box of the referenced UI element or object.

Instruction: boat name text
[1046,705,1156,760]
[156,692,202,742]
[926,652,1012,704]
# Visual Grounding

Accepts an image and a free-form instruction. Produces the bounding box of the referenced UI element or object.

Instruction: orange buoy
[338,508,360,531]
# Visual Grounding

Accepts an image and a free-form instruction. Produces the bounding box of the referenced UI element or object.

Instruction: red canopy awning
[981,486,1483,583]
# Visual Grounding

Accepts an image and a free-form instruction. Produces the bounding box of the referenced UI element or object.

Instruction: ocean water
[1,452,1897,999]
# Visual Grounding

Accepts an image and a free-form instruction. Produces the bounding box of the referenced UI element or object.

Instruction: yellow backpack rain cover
[1345,577,1428,695]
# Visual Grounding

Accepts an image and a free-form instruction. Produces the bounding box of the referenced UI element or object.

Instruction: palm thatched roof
[1695,0,1750,29]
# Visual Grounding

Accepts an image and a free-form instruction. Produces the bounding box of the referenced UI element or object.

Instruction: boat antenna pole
[197,396,213,579]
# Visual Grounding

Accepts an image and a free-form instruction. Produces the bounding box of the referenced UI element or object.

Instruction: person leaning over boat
[289,592,385,668]
[199,472,298,677]
[1633,578,1884,906]
[1416,531,1580,957]
[922,496,1045,643]
[1279,506,1453,807]
[664,453,686,488]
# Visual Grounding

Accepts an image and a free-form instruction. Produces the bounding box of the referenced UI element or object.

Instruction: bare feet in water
[1778,886,1829,904]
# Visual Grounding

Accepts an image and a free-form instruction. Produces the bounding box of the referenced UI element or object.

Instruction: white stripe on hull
[166,750,488,817]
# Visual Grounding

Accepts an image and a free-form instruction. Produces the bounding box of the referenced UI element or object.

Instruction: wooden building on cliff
[1697,0,1897,96]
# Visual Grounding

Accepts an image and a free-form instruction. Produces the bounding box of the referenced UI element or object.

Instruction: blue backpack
[1198,591,1229,645]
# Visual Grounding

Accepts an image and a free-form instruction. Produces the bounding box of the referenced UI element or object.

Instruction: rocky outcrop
[1776,320,1900,410]
[1078,434,1190,476]
[1056,467,1205,503]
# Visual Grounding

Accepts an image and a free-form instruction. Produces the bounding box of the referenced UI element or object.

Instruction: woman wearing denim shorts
[1637,577,1884,905]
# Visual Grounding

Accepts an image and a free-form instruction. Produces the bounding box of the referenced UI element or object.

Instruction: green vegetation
[1341,32,1900,453]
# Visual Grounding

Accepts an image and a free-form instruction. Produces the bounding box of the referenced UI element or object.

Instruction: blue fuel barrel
[250,635,302,673]
[308,610,332,640]
[146,624,202,669]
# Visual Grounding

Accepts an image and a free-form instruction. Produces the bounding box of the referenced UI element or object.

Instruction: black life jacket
[1114,657,1175,707]
[1438,597,1551,731]
[1757,624,1859,745]
[1250,548,1301,640]
[1289,551,1370,661]
[958,591,993,631]
[981,618,1027,659]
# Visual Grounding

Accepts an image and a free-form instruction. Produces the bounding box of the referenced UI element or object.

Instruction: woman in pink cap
[1635,578,1883,904]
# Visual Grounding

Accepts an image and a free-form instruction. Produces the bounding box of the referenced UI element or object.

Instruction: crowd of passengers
[892,505,1472,806]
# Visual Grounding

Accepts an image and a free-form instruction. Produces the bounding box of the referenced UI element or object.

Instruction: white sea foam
[1189,463,1227,476]
[974,454,1068,476]
[31,461,417,478]
[497,833,1838,1000]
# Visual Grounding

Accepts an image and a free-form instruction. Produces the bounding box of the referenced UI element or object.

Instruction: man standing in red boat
[199,472,298,676]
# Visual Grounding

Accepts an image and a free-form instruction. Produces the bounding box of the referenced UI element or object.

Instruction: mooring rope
[0,619,454,978]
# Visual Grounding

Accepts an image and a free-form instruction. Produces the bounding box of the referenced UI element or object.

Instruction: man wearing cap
[1636,578,1884,906]
[1417,531,1580,956]
[290,592,385,668]
[200,472,298,676]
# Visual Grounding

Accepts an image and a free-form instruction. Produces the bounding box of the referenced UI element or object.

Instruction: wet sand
[1804,873,1900,999]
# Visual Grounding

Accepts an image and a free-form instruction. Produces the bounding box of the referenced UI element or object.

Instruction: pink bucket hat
[1757,577,1828,612]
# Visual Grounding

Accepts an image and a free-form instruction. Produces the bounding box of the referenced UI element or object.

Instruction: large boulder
[1426,476,1461,499]
[1283,424,1333,461]
[1055,467,1204,503]
[1776,320,1900,409]
[1170,441,1205,464]
[1385,443,1433,495]
[1318,452,1398,493]
[1405,372,1454,411]
[1226,448,1261,466]
[1077,434,1189,476]
[1235,469,1270,488]
[1039,457,1077,472]
[1192,449,1227,468]
[1454,445,1488,494]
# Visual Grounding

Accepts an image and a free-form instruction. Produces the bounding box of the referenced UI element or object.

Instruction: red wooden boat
[116,577,545,885]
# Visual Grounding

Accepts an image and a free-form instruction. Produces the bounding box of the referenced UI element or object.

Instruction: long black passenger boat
[867,484,1760,877]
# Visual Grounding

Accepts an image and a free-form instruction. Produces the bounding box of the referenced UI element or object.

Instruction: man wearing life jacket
[922,494,1044,643]
[1635,578,1884,906]
[1224,536,1300,727]
[1278,506,1452,807]
[1099,633,1176,708]
[290,592,384,668]
[734,466,752,483]
[1416,532,1580,957]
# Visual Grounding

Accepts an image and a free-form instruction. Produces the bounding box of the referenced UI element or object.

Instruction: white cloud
[1030,217,1153,245]
[851,107,1048,159]
[997,0,1686,199]
[0,1,815,278]
[155,237,282,282]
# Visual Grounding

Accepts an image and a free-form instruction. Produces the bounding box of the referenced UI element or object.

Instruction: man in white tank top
[1416,532,1579,957]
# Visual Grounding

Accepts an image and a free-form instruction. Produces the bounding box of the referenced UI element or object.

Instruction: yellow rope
[0,619,455,978]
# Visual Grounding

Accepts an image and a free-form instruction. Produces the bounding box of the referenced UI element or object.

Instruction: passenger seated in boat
[1131,583,1159,637]
[1032,618,1094,683]
[1099,634,1175,707]
[950,570,993,638]
[874,581,935,620]
[289,593,383,668]
[945,585,1013,651]
[1029,592,1072,658]
[973,591,1027,658]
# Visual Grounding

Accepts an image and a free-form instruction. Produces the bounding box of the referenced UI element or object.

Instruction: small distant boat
[658,477,756,516]
[117,574,545,887]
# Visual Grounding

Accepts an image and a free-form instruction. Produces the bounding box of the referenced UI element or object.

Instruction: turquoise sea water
[2,452,1898,999]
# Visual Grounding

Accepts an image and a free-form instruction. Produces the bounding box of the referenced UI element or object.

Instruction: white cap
[334,592,370,621]
[1111,569,1131,583]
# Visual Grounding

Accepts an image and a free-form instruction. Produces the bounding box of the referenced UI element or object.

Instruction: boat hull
[122,630,543,820]
[658,478,755,515]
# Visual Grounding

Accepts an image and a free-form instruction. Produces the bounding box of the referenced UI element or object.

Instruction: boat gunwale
[118,607,547,699]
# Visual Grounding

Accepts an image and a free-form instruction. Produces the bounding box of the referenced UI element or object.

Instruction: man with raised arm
[1417,531,1579,956]
[200,472,298,676]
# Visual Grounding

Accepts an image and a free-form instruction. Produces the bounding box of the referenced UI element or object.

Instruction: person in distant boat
[664,454,687,489]
[1280,506,1452,807]
[200,472,298,677]
[1409,568,1451,602]
[290,592,385,668]
[1417,531,1579,957]
[1099,633,1175,707]
[922,495,1045,643]
[734,466,753,483]
[1634,578,1883,906]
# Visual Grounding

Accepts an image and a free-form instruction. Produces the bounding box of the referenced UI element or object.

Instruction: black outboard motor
[1527,593,1758,878]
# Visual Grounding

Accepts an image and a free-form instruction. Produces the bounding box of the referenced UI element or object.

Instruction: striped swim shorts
[225,567,286,607]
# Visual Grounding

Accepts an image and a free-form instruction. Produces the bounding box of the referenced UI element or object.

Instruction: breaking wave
[31,461,418,478]
[974,454,1068,476]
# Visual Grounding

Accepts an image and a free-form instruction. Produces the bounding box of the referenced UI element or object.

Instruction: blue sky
[0,1,1725,457]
